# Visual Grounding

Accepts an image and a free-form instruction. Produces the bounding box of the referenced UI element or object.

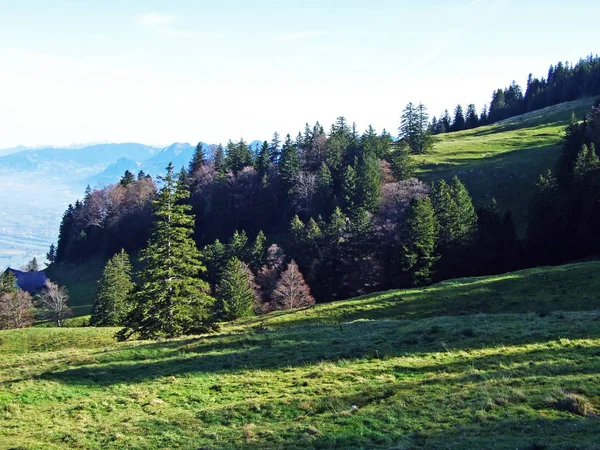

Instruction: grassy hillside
[415,97,598,233]
[1,261,599,449]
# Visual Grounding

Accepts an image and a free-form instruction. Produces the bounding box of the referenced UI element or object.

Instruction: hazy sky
[0,0,598,148]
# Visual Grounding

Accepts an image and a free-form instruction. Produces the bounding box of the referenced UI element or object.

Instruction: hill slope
[415,97,598,233]
[1,261,599,449]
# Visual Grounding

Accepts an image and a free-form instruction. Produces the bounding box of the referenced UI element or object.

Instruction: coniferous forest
[47,56,600,338]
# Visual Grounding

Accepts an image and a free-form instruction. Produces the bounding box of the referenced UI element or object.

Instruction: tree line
[51,100,600,339]
[431,54,600,135]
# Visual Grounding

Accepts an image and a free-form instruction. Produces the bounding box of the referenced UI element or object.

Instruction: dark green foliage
[400,102,434,154]
[465,104,479,129]
[473,200,520,275]
[573,144,599,180]
[120,170,135,186]
[117,163,215,340]
[355,150,382,212]
[46,243,56,265]
[269,132,281,163]
[526,171,570,265]
[340,165,357,213]
[202,239,228,295]
[0,271,18,295]
[452,104,465,132]
[213,144,226,175]
[189,142,207,175]
[225,139,253,174]
[278,134,300,196]
[56,204,75,263]
[90,249,134,326]
[398,197,439,286]
[315,162,334,216]
[388,141,414,181]
[248,231,267,274]
[255,141,270,177]
[215,258,256,320]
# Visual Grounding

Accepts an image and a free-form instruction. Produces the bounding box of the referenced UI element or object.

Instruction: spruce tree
[388,141,414,180]
[249,230,267,273]
[340,165,357,213]
[120,170,135,186]
[215,257,257,320]
[279,134,301,195]
[46,243,57,265]
[452,105,466,131]
[213,144,226,176]
[269,131,281,163]
[255,141,270,177]
[117,163,215,340]
[90,249,135,326]
[449,176,478,247]
[399,197,439,286]
[189,142,207,175]
[356,151,381,212]
[202,239,228,295]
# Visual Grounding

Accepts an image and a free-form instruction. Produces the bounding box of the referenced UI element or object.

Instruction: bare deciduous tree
[271,260,315,311]
[0,290,35,330]
[293,171,318,213]
[36,281,72,327]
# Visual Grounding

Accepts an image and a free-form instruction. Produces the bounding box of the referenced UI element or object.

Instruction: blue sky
[0,0,598,148]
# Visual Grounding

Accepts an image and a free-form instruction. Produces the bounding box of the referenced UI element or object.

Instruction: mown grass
[1,261,600,449]
[415,97,599,233]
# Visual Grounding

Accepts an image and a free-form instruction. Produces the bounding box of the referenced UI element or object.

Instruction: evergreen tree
[56,204,75,262]
[269,131,281,163]
[356,151,382,212]
[388,141,414,181]
[399,102,433,154]
[90,249,134,326]
[315,162,334,216]
[227,230,249,261]
[120,170,135,186]
[573,144,599,180]
[117,163,215,340]
[25,257,39,272]
[213,144,226,175]
[465,104,479,129]
[189,142,207,175]
[215,257,257,320]
[340,165,357,213]
[255,141,270,177]
[279,134,300,195]
[249,231,267,274]
[202,239,228,295]
[452,105,466,131]
[399,197,439,286]
[46,243,56,265]
[449,176,478,247]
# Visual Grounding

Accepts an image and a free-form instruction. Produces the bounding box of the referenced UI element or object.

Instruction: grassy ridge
[1,261,599,449]
[415,97,598,233]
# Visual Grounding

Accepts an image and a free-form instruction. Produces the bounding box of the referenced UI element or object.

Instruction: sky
[0,0,598,148]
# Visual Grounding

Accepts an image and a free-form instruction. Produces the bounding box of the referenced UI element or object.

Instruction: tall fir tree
[399,197,439,286]
[90,249,134,326]
[189,142,207,175]
[215,257,257,320]
[117,163,215,340]
[255,141,271,177]
[279,134,301,196]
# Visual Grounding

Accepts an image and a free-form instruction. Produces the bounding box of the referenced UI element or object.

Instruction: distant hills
[0,140,264,187]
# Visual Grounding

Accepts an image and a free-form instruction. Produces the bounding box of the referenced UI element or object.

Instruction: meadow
[1,261,599,449]
[415,97,599,233]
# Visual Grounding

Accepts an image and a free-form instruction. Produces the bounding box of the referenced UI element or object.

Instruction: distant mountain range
[0,140,264,187]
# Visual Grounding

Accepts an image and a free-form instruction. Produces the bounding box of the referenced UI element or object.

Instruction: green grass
[1,261,600,449]
[414,97,599,234]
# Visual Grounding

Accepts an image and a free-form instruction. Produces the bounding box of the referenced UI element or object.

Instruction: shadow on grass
[418,144,560,178]
[38,311,600,387]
